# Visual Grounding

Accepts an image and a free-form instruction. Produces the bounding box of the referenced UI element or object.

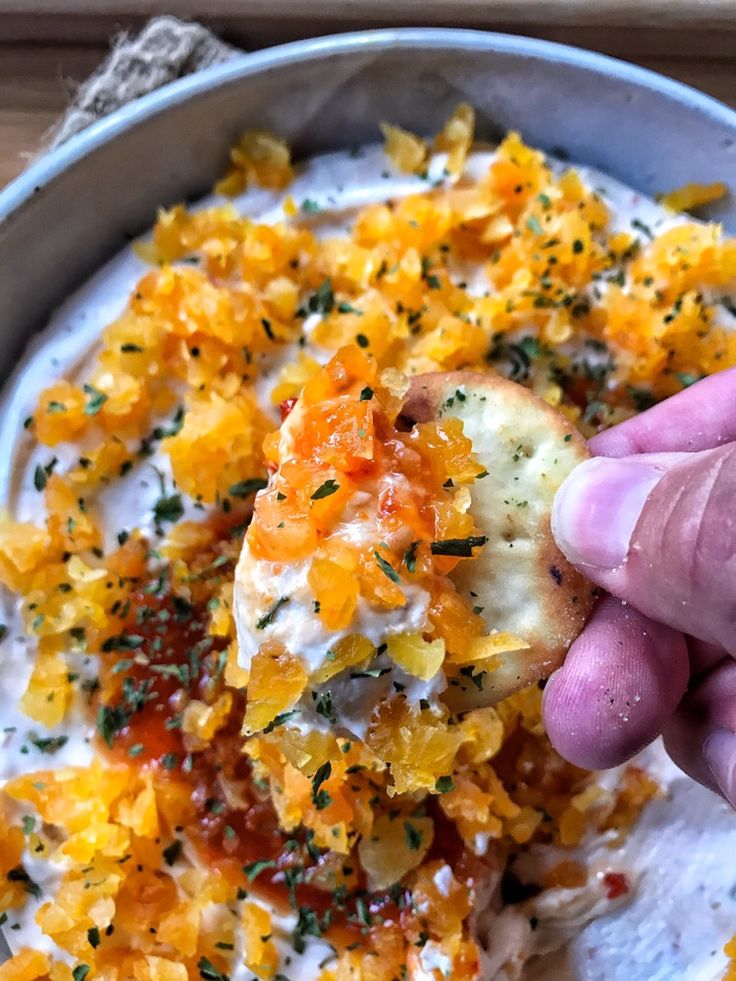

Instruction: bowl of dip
[1,28,736,981]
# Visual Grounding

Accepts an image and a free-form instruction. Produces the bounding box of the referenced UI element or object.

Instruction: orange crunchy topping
[242,643,308,736]
[241,344,489,720]
[724,933,736,980]
[381,122,428,175]
[215,129,293,197]
[660,180,728,213]
[435,102,475,177]
[0,949,50,981]
[242,901,279,978]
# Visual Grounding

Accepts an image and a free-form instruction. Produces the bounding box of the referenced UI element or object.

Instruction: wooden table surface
[1,30,736,190]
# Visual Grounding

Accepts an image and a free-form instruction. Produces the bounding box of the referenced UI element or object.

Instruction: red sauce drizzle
[603,871,629,900]
[91,562,446,953]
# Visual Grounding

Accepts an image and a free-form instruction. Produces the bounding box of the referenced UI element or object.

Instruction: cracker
[402,371,595,708]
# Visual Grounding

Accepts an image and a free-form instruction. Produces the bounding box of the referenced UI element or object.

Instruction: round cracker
[403,370,596,709]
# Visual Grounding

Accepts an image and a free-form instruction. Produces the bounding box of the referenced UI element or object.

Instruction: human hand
[543,366,736,806]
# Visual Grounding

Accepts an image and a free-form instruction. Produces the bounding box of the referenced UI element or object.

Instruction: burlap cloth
[47,16,237,150]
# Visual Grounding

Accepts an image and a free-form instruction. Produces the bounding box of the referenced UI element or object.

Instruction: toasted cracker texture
[404,371,596,708]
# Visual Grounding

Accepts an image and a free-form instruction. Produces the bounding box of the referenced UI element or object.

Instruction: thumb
[552,442,736,654]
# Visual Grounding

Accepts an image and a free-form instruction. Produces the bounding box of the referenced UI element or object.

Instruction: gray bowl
[1,26,736,973]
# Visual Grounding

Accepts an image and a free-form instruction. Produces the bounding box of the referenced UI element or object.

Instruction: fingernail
[552,457,663,569]
[704,728,736,804]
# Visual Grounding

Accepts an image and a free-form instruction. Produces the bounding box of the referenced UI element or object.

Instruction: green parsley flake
[403,539,420,573]
[314,690,337,725]
[311,478,340,500]
[102,633,144,652]
[198,957,230,981]
[631,217,653,239]
[350,666,390,679]
[676,371,702,388]
[256,595,290,630]
[404,821,423,850]
[228,477,268,498]
[152,405,185,440]
[7,865,42,899]
[308,278,335,316]
[312,761,332,810]
[374,550,400,584]
[243,858,276,881]
[430,535,487,557]
[153,493,184,525]
[96,704,131,748]
[338,301,364,315]
[28,732,68,754]
[263,708,299,733]
[162,839,182,866]
[82,384,108,416]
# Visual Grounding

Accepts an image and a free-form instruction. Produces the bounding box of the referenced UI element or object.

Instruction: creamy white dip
[0,142,733,979]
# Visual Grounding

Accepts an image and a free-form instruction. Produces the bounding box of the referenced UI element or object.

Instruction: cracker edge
[403,370,596,706]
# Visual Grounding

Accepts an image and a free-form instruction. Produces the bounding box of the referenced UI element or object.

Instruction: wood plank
[2,15,736,59]
[0,44,104,187]
[1,0,736,27]
[1,43,735,190]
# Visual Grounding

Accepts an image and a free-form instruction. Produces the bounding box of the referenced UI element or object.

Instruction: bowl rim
[2,26,736,224]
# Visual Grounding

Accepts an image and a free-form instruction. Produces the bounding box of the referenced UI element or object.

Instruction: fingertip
[554,443,736,655]
[663,658,736,804]
[543,597,689,770]
[551,456,664,571]
[703,729,736,806]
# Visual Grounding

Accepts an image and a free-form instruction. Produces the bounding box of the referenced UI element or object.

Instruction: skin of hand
[543,365,736,807]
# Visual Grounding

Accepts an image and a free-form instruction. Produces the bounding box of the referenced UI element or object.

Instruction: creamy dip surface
[0,141,734,978]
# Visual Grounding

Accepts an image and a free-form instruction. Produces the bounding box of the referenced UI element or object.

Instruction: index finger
[590,366,736,458]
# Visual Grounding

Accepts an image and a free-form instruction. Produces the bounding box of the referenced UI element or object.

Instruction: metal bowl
[1,26,736,976]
